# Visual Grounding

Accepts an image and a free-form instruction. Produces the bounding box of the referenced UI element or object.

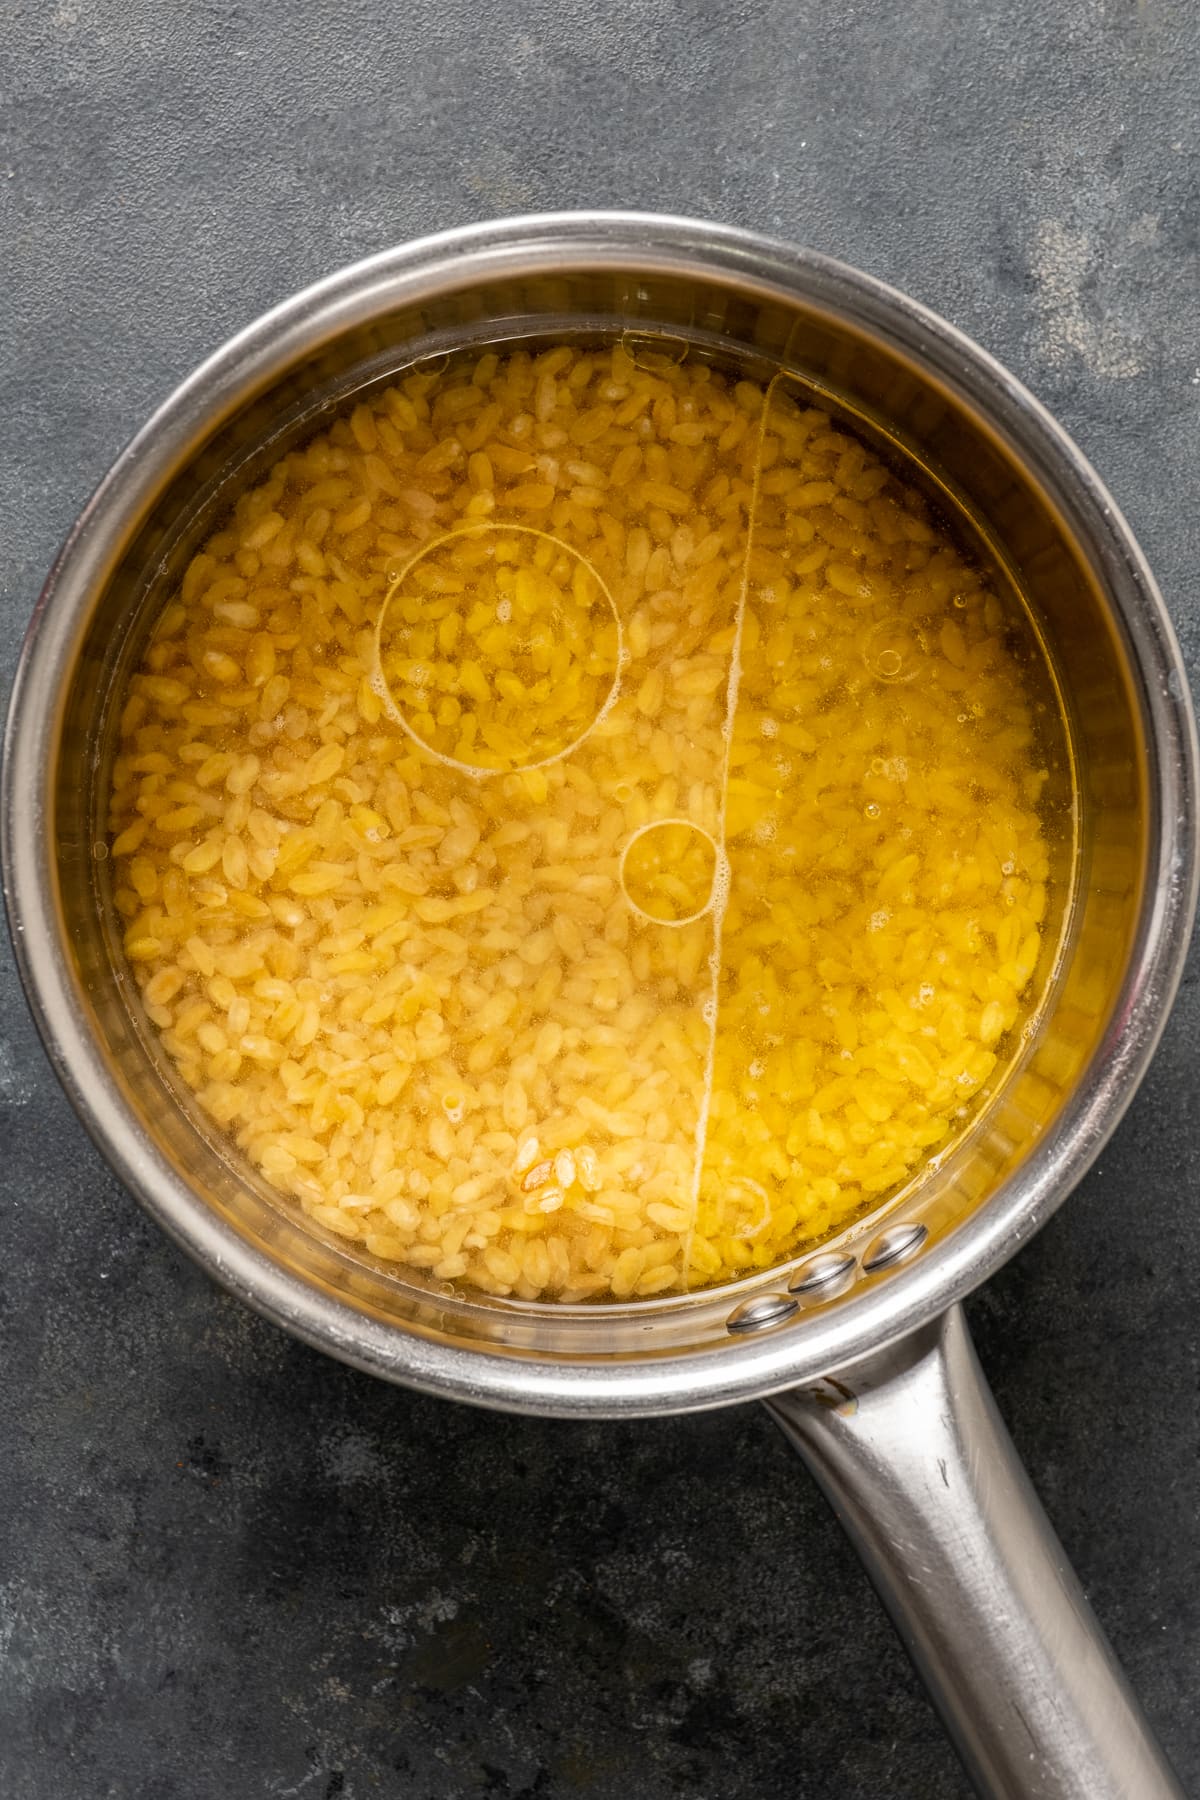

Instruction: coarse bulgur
[108,341,1059,1301]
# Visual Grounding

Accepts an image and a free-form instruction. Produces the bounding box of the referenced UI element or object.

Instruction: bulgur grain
[109,343,1062,1301]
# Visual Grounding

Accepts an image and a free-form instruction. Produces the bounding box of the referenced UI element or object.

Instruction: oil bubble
[375,522,621,775]
[863,617,926,685]
[621,818,718,926]
[719,1174,771,1241]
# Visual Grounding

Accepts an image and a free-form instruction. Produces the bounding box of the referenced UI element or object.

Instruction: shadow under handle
[763,1304,1184,1800]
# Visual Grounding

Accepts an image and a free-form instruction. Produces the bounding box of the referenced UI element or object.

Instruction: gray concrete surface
[2,2,1199,1795]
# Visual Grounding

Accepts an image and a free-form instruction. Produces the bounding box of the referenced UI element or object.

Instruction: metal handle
[763,1304,1184,1800]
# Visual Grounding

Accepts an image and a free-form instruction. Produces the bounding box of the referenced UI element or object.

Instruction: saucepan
[3,215,1196,1799]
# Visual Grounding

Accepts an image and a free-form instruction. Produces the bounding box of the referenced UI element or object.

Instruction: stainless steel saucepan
[4,215,1196,1799]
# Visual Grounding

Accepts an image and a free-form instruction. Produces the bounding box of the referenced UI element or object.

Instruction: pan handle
[763,1303,1183,1800]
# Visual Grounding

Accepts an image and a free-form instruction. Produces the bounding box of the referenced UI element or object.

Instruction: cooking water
[105,339,1066,1304]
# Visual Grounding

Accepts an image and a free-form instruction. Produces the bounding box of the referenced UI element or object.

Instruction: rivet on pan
[789,1251,856,1297]
[862,1223,928,1273]
[726,1293,799,1335]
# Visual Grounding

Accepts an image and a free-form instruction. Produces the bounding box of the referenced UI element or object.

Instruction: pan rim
[4,210,1197,1416]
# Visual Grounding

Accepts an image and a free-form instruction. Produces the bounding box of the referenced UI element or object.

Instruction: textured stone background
[2,2,1199,1796]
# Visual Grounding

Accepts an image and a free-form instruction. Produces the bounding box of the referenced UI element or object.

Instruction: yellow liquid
[107,341,1059,1302]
